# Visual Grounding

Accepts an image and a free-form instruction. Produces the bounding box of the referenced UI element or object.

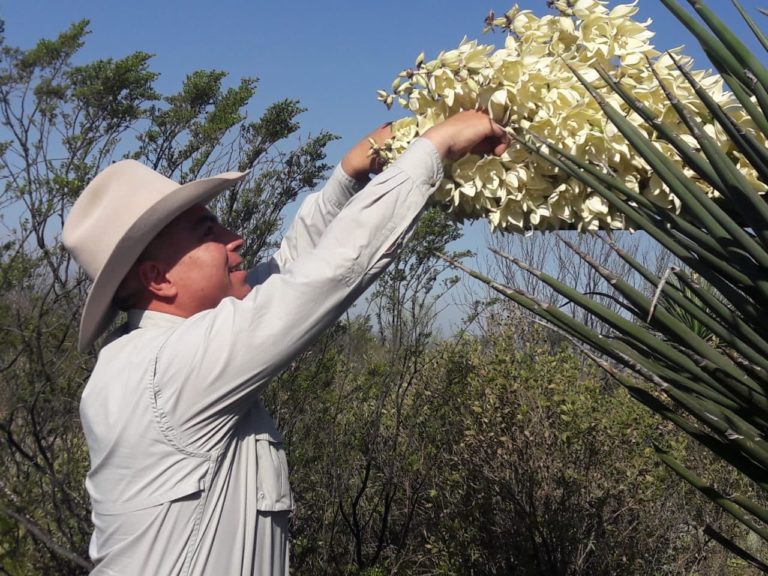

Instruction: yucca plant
[439,0,768,569]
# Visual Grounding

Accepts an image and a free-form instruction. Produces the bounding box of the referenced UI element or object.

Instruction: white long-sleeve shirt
[79,138,443,575]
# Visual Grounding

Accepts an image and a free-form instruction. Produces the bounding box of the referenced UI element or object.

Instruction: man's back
[82,308,292,575]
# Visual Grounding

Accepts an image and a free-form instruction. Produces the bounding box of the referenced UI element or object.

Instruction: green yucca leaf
[608,247,768,373]
[721,52,768,126]
[483,246,768,447]
[703,524,768,574]
[557,236,768,390]
[487,247,768,414]
[659,58,768,250]
[518,132,761,299]
[568,65,768,295]
[601,236,758,338]
[466,251,768,467]
[610,336,752,414]
[518,131,768,361]
[674,270,768,344]
[593,63,726,193]
[659,0,768,118]
[661,390,768,468]
[631,389,768,491]
[669,54,768,187]
[567,64,731,242]
[591,359,768,491]
[655,445,768,538]
[662,276,768,378]
[732,0,768,53]
[502,243,768,428]
[684,0,768,97]
[517,133,731,262]
[718,70,768,140]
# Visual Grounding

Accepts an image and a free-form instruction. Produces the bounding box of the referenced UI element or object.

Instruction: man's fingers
[494,140,510,156]
[423,109,511,160]
[469,135,508,157]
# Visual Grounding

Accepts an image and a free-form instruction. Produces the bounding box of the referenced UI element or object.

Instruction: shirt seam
[147,329,221,576]
[327,165,363,211]
[147,328,212,460]
[181,454,219,576]
[341,164,434,285]
[395,138,443,186]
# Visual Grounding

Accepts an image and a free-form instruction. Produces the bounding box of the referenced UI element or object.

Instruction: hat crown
[62,159,179,281]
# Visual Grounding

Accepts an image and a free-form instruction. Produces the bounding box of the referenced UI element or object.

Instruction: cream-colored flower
[374,1,762,232]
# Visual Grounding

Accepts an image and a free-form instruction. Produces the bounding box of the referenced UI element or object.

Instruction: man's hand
[341,110,508,181]
[341,123,394,182]
[424,109,509,160]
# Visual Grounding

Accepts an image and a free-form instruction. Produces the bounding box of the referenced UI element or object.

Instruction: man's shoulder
[97,321,173,362]
[84,322,174,402]
[80,326,165,437]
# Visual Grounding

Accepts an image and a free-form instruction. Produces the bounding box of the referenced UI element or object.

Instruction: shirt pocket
[255,439,293,511]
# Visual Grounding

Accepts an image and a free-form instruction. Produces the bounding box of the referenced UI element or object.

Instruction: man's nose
[226,236,244,253]
[218,224,243,250]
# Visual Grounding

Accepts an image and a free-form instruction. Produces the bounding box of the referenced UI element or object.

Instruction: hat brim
[78,171,248,351]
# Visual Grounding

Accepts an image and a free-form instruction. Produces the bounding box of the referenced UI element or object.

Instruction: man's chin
[228,270,252,300]
[232,282,252,300]
[237,286,253,300]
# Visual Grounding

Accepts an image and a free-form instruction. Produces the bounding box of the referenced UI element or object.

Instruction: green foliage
[453,0,768,569]
[5,6,766,575]
[68,53,159,129]
[0,19,334,574]
[277,313,750,575]
[658,272,729,344]
[136,70,255,177]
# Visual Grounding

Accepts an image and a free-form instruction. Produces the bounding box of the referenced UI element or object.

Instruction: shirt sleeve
[153,138,443,450]
[246,163,366,286]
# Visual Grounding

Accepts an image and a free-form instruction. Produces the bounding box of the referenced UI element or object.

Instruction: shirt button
[258,491,265,499]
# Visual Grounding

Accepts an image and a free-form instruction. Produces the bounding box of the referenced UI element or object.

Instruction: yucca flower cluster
[376,0,766,232]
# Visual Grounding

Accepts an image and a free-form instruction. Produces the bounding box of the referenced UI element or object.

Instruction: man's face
[145,204,251,316]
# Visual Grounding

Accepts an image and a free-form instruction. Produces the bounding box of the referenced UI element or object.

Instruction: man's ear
[137,260,178,300]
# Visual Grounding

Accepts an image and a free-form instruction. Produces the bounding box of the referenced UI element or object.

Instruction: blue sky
[2,0,764,327]
[4,0,761,166]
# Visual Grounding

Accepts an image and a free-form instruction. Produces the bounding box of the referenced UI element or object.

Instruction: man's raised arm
[249,124,394,283]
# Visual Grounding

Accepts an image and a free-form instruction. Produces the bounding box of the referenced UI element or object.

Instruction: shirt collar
[127,309,186,331]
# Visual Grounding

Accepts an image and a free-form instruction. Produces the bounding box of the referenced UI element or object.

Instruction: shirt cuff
[335,164,368,193]
[392,138,443,188]
[322,163,367,211]
[338,138,443,194]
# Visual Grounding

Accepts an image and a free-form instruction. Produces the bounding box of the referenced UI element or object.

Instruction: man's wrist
[332,164,367,201]
[392,138,443,188]
[340,157,372,184]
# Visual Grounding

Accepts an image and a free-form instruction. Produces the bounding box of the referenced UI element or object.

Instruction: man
[63,110,508,575]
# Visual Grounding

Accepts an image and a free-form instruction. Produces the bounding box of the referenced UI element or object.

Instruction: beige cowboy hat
[62,160,248,351]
